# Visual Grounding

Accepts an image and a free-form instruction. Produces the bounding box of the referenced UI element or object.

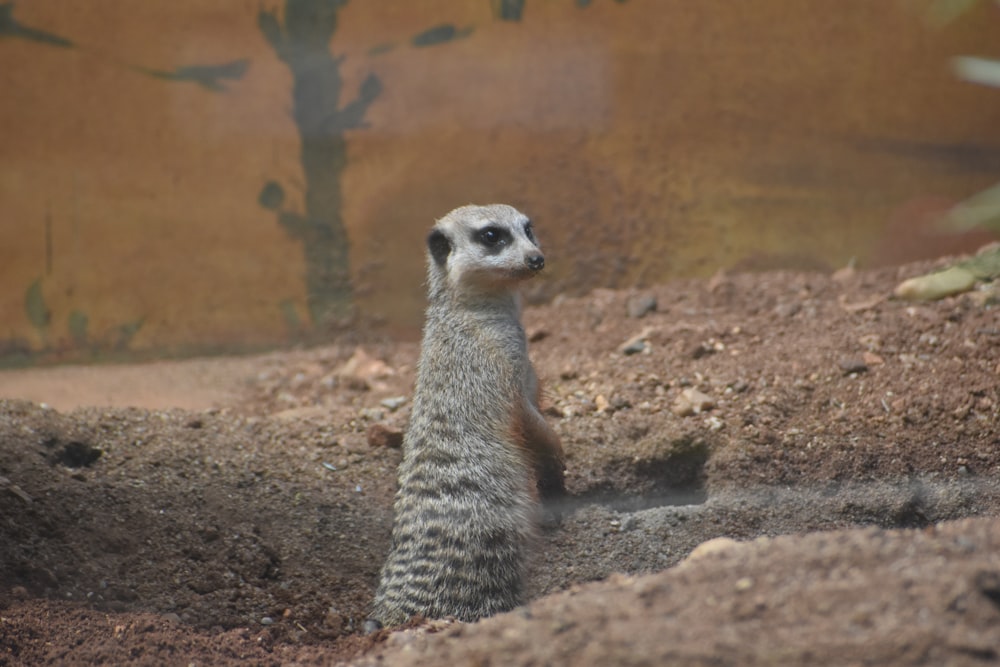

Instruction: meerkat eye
[477,226,508,247]
[523,221,535,242]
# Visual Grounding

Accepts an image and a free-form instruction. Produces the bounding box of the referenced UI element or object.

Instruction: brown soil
[2,259,999,666]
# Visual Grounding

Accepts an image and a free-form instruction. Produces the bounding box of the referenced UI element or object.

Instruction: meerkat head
[426,204,545,299]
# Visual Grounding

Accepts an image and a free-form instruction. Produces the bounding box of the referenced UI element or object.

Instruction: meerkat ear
[427,228,451,267]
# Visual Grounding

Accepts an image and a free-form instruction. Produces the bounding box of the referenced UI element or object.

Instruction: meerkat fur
[369,204,565,629]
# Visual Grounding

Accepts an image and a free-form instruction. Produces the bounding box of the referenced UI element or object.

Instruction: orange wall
[2,1,999,363]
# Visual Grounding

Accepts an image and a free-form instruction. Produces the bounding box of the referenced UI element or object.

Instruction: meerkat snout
[526,252,544,271]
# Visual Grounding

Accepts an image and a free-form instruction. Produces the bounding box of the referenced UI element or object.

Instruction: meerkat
[367,204,565,630]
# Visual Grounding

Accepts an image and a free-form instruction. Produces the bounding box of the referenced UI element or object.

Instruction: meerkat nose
[526,253,545,271]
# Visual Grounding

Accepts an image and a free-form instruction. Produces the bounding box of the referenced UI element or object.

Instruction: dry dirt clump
[1,258,999,665]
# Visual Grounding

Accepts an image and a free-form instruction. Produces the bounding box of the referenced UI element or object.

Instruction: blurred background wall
[2,0,998,364]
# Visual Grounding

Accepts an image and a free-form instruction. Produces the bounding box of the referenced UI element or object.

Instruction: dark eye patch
[472,225,512,253]
[427,229,452,267]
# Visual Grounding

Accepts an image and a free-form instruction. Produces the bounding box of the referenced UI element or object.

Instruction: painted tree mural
[258,0,382,328]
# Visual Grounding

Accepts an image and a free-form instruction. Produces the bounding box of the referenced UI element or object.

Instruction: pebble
[528,329,550,342]
[705,415,725,431]
[621,339,648,355]
[619,327,654,355]
[672,388,716,417]
[359,407,386,421]
[380,396,407,411]
[838,357,868,375]
[261,616,275,626]
[367,424,404,449]
[679,537,740,566]
[773,302,801,318]
[611,395,631,411]
[626,294,658,318]
[862,351,884,366]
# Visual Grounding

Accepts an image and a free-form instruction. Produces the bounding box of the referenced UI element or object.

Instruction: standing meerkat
[368,204,565,630]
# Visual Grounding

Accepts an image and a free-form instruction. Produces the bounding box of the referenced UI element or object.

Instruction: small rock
[730,379,750,393]
[672,388,715,417]
[620,339,648,355]
[367,424,403,449]
[611,395,632,411]
[1,477,33,504]
[862,351,884,366]
[359,407,386,421]
[691,342,716,359]
[619,327,654,355]
[528,329,550,342]
[773,302,801,318]
[626,294,658,319]
[838,357,868,375]
[337,348,395,391]
[679,537,740,566]
[261,616,275,626]
[380,396,407,411]
[858,334,881,350]
[595,395,610,413]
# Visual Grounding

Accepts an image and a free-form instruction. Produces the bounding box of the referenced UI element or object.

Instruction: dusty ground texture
[1,258,999,665]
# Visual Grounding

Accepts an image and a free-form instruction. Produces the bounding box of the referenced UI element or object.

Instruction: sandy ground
[2,258,999,665]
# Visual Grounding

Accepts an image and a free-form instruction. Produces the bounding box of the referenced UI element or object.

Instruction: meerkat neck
[430,287,521,318]
[427,268,521,315]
